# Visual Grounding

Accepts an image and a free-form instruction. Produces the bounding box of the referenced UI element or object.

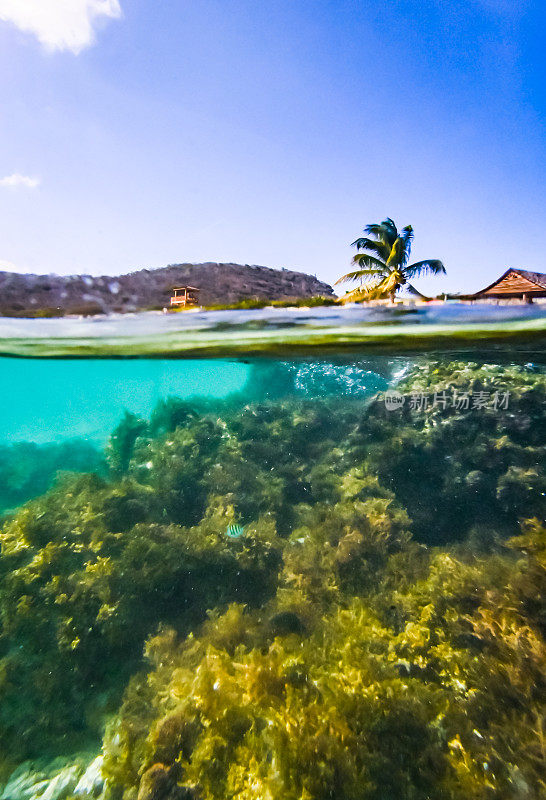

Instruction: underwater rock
[0,763,49,800]
[0,762,83,800]
[39,766,81,800]
[73,757,104,798]
[136,765,195,800]
[268,610,307,637]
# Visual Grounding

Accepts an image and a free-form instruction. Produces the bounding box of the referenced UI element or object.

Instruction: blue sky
[0,0,545,293]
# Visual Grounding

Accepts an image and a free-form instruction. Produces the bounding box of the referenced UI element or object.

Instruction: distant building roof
[473,268,546,298]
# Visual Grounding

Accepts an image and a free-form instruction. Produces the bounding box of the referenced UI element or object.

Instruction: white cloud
[0,173,40,189]
[0,0,121,54]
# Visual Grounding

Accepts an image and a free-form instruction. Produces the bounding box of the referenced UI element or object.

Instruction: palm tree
[336,218,445,302]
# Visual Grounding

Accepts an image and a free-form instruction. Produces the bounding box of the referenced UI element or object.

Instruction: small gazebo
[471,269,546,302]
[170,286,200,308]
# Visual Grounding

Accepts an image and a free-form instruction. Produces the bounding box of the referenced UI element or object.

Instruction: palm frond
[386,237,408,268]
[363,218,398,247]
[406,283,432,300]
[340,281,387,302]
[362,223,384,239]
[380,271,402,293]
[356,271,404,300]
[380,218,398,245]
[405,259,446,278]
[362,274,397,300]
[350,237,390,261]
[334,268,385,285]
[400,226,414,263]
[339,285,377,303]
[351,253,389,271]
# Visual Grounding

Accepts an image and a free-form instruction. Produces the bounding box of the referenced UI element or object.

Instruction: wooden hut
[471,269,546,302]
[170,286,200,308]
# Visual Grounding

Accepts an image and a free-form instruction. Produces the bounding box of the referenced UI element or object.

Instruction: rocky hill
[0,262,334,316]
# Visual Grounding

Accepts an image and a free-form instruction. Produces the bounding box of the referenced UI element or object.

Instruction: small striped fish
[225,523,245,538]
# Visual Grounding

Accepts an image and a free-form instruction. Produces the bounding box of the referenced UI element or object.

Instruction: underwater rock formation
[0,755,104,800]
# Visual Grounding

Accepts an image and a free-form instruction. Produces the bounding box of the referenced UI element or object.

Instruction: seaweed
[102,532,546,800]
[0,357,544,798]
[354,360,546,544]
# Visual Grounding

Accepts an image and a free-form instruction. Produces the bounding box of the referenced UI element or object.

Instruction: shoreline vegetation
[1,294,544,319]
[0,296,338,319]
[0,359,545,799]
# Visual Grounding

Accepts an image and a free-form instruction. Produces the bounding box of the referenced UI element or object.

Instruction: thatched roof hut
[470,269,546,301]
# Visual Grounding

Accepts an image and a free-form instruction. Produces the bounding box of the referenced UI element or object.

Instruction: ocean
[0,305,544,800]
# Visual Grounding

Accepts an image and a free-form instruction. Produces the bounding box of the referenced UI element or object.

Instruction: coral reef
[0,358,544,799]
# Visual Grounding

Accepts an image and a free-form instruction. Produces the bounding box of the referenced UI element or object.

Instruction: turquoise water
[0,358,249,442]
[0,309,545,800]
